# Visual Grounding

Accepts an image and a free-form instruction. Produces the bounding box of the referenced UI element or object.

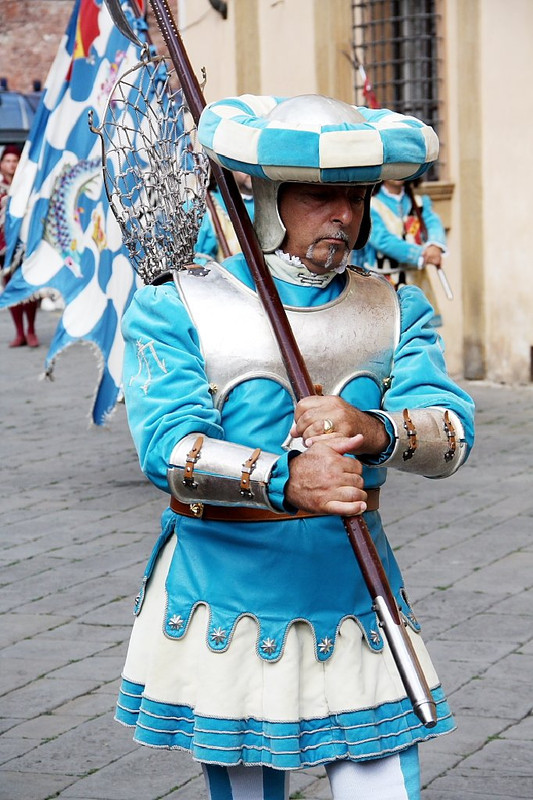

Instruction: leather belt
[169,488,379,522]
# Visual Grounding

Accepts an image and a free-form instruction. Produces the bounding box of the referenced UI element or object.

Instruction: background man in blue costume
[115,93,475,800]
[357,178,448,327]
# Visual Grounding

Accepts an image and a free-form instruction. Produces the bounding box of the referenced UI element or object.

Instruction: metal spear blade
[103,0,143,47]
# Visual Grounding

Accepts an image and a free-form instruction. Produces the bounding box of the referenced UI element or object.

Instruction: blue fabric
[119,256,473,765]
[400,745,421,800]
[115,679,454,769]
[203,765,234,800]
[121,256,475,661]
[202,763,287,800]
[360,190,446,270]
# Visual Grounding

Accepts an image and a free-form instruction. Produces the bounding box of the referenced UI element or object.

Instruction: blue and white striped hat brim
[198,94,439,184]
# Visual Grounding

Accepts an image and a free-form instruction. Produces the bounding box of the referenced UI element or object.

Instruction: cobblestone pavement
[1,307,532,800]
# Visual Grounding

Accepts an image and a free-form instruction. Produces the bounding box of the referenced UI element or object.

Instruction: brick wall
[0,0,72,93]
[0,0,168,93]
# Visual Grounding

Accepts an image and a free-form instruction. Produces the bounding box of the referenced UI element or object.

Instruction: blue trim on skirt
[115,678,455,769]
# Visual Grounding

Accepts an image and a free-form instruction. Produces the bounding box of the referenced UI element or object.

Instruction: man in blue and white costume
[115,93,475,800]
[357,178,448,326]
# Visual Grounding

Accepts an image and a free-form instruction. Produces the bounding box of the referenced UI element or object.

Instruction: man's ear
[353,187,373,250]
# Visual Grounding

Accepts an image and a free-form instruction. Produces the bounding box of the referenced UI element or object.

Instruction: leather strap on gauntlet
[167,433,279,511]
[378,406,467,477]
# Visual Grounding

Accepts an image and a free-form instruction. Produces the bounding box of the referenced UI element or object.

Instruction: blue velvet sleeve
[383,285,475,452]
[121,283,224,492]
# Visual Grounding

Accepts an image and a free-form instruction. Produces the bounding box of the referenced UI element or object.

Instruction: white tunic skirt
[115,533,455,769]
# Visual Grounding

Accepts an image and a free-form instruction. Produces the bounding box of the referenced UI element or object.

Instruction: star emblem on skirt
[318,636,333,655]
[168,614,184,631]
[260,637,277,655]
[211,626,227,645]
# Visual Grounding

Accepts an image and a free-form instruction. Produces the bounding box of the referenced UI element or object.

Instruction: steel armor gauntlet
[167,433,279,510]
[378,406,467,478]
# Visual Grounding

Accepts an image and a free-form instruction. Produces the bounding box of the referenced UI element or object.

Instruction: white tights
[202,745,420,800]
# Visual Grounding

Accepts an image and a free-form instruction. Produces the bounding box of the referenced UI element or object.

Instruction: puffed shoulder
[124,281,185,322]
[397,284,439,338]
[121,280,201,351]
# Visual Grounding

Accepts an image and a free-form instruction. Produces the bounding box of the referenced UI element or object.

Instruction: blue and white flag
[1,0,148,424]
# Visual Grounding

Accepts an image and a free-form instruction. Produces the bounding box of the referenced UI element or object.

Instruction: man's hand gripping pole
[104,0,437,728]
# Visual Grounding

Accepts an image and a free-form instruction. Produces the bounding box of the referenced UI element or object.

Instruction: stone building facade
[1,0,532,385]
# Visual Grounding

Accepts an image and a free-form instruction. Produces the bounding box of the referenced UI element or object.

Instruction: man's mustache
[312,230,350,248]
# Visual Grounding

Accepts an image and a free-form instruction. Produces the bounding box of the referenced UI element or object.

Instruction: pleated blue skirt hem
[115,677,455,769]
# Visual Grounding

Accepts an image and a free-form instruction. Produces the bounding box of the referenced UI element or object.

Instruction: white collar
[264,250,342,287]
[381,185,405,201]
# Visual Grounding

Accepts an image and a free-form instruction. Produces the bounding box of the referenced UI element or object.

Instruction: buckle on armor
[183,435,204,488]
[240,447,262,496]
[402,408,418,461]
[443,410,457,462]
[189,502,204,517]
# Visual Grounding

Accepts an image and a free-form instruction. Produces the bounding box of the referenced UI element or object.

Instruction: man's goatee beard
[306,235,350,270]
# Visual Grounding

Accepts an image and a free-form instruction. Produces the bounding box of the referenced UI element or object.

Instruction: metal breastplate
[172,262,400,408]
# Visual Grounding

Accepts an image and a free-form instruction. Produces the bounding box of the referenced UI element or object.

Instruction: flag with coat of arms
[1,0,149,424]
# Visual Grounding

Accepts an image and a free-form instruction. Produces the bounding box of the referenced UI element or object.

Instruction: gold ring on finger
[323,418,335,434]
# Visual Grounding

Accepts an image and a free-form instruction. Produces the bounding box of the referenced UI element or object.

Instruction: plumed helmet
[198,93,439,253]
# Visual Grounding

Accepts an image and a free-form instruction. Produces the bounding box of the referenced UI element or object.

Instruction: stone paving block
[428,638,516,671]
[0,734,38,764]
[0,676,107,719]
[7,714,137,777]
[491,587,533,616]
[44,532,146,561]
[449,675,533,720]
[57,743,202,799]
[50,687,119,718]
[427,766,533,798]
[1,636,112,669]
[47,654,124,683]
[0,770,72,800]
[1,656,80,694]
[0,718,20,736]
[413,588,501,633]
[87,600,136,627]
[1,711,84,741]
[0,555,67,586]
[481,652,533,685]
[154,775,208,800]
[422,713,505,757]
[420,748,462,787]
[0,612,71,647]
[36,621,132,646]
[500,714,533,740]
[423,789,519,799]
[438,610,530,646]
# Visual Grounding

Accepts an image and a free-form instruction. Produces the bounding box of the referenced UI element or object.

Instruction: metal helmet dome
[252,95,373,253]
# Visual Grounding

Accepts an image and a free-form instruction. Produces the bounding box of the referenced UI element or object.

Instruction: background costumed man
[115,94,475,800]
[358,178,448,326]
